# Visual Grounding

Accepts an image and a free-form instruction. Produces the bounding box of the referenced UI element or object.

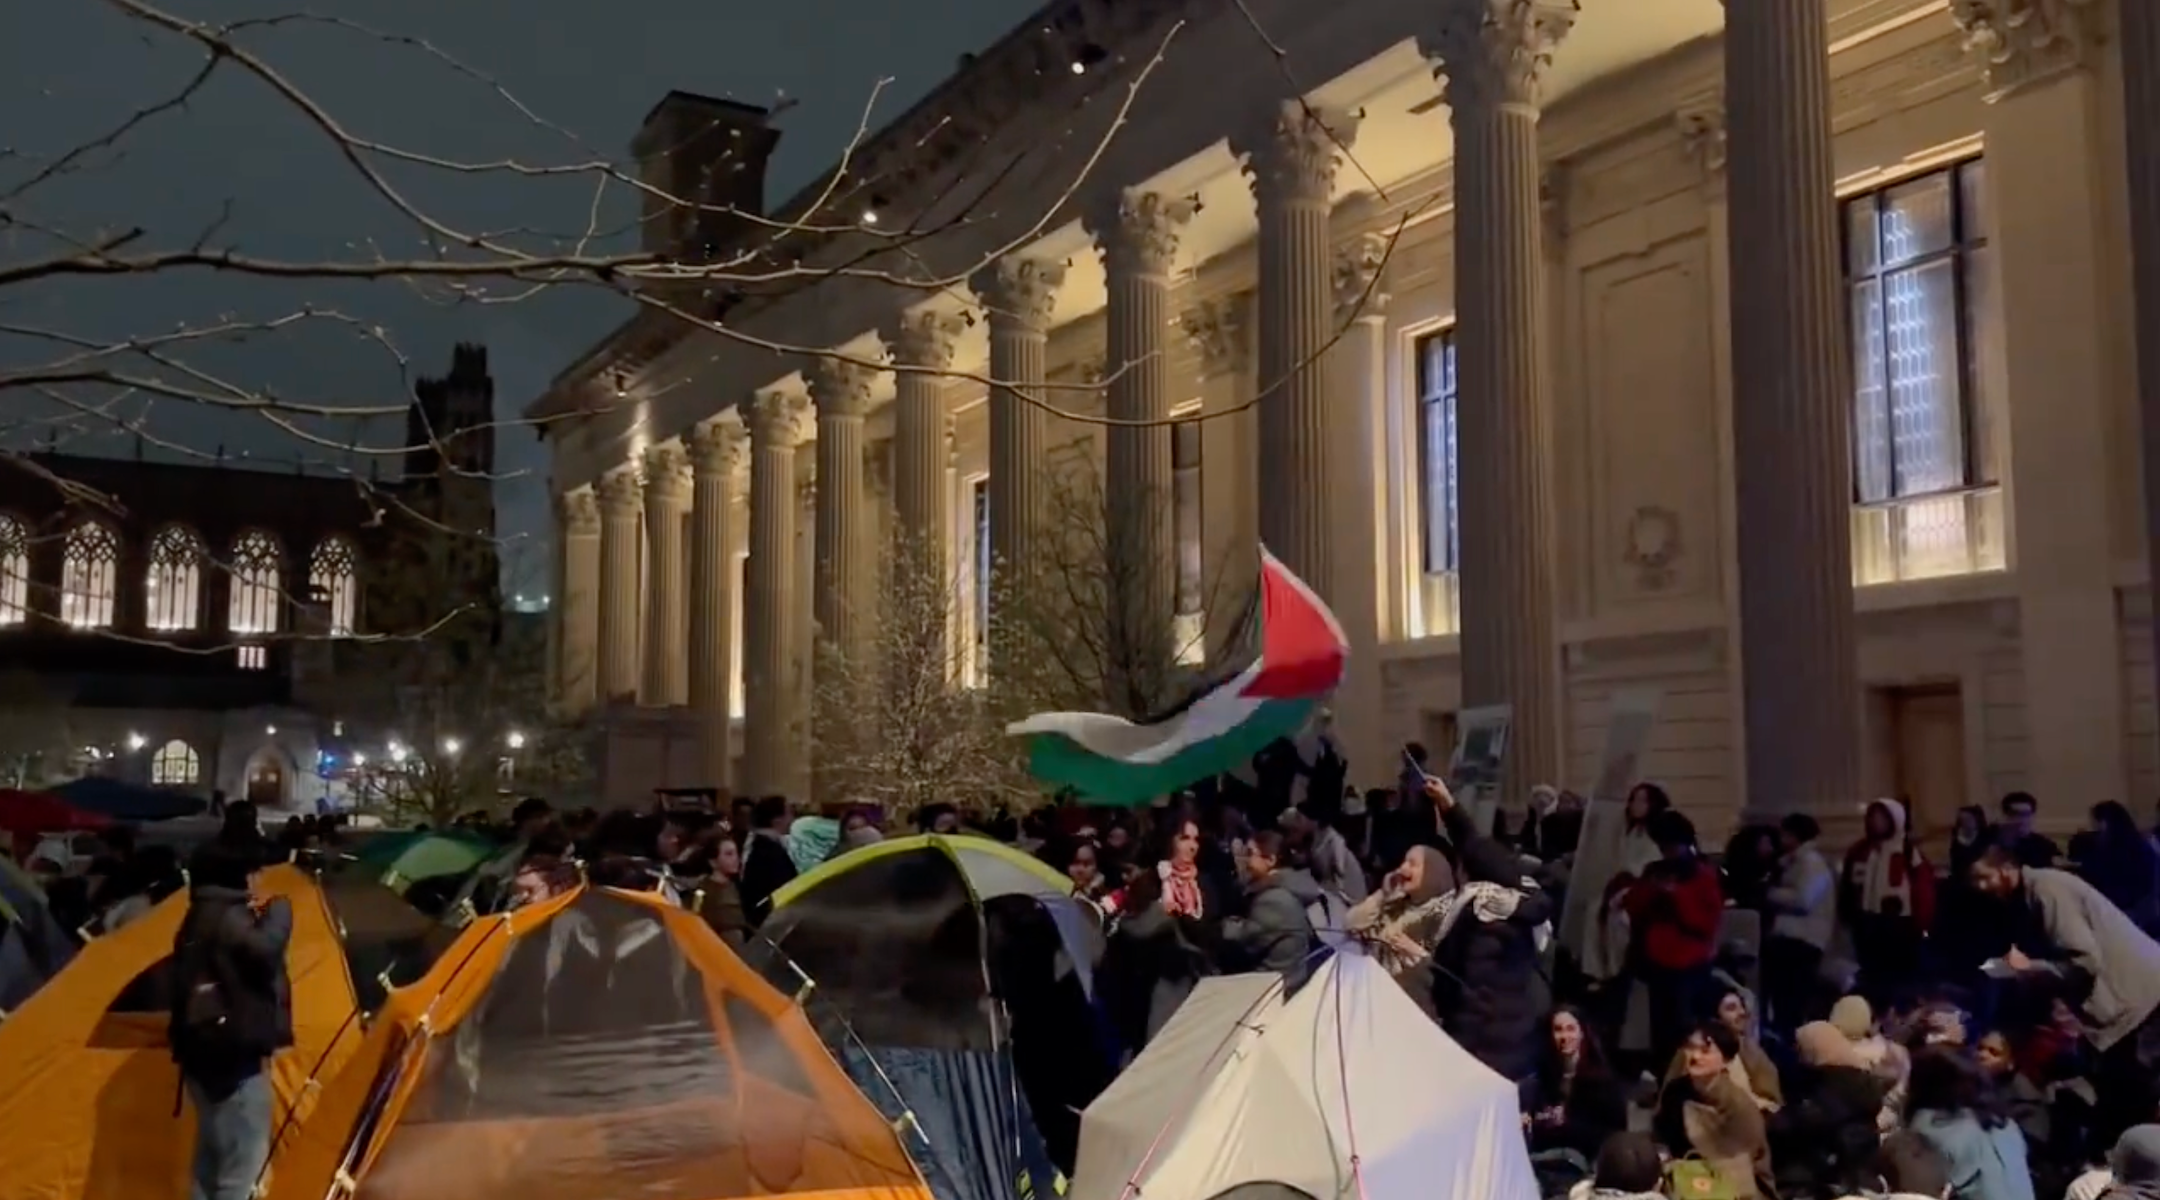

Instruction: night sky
[1,0,1033,597]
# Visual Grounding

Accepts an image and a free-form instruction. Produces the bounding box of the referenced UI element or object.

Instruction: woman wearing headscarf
[1423,776,1554,1085]
[1345,844,1456,1017]
[1772,1022,1888,1198]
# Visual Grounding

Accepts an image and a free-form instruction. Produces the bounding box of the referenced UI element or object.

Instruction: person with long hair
[1903,1047,2033,1200]
[1526,1007,1629,1161]
[2081,802,2160,932]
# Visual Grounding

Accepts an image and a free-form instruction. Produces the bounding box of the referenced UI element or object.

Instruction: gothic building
[0,345,503,811]
[532,0,2149,844]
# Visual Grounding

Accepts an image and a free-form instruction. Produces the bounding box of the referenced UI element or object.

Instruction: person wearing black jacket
[735,795,798,929]
[170,839,293,1200]
[1525,1007,1628,1162]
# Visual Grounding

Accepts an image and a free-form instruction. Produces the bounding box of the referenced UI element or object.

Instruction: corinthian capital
[686,418,745,476]
[806,357,878,419]
[641,442,689,498]
[1420,0,1579,114]
[596,467,643,514]
[557,488,601,536]
[1949,0,2102,99]
[746,386,810,448]
[1088,189,1197,279]
[1234,100,1361,207]
[971,256,1067,333]
[1331,234,1392,322]
[887,308,967,369]
[1179,294,1251,379]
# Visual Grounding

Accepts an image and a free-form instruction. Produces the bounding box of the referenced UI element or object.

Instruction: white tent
[1071,949,1536,1200]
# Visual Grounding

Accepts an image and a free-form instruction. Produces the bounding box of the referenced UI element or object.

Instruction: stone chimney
[632,92,782,266]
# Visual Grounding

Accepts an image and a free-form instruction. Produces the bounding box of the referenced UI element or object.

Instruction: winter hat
[1831,995,1876,1041]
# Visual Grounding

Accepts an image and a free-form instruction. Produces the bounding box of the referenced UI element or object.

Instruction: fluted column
[808,359,876,667]
[1330,234,1393,790]
[2129,0,2160,733]
[743,387,810,798]
[1181,294,1257,663]
[688,418,745,788]
[1420,1,1571,799]
[1722,0,1862,818]
[972,257,1067,594]
[888,310,965,564]
[554,489,601,716]
[640,443,690,706]
[1233,101,1359,594]
[1089,190,1196,682]
[594,468,643,704]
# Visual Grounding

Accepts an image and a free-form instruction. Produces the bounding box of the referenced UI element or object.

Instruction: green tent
[353,830,499,894]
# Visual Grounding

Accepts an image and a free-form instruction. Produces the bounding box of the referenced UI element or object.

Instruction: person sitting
[1665,988,1783,1112]
[1654,1021,1774,1199]
[1903,1048,2034,1200]
[1526,1007,1629,1168]
[1771,1022,1888,1199]
[1567,1132,1667,1200]
[1838,1131,1954,1200]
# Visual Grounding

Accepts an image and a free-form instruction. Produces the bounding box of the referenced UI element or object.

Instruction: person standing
[1764,812,1837,1031]
[1624,810,1726,1068]
[1841,800,1936,1003]
[170,840,293,1200]
[1997,792,2061,869]
[736,795,798,929]
[1970,844,2160,1148]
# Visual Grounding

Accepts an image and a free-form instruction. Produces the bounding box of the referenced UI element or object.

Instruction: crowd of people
[29,734,2160,1200]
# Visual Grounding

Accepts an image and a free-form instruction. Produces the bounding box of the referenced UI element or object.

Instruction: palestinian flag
[1006,548,1348,805]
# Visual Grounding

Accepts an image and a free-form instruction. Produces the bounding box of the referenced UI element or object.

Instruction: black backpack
[170,906,245,1058]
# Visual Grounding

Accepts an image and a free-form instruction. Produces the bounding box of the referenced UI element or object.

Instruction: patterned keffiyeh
[1428,878,1552,952]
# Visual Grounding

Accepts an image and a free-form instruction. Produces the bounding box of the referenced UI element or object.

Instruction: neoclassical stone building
[532,0,2150,844]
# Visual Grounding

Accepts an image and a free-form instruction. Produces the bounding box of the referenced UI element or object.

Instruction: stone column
[808,358,876,665]
[2129,0,2160,739]
[972,256,1067,592]
[687,418,745,789]
[743,387,809,798]
[1330,233,1392,790]
[640,443,690,706]
[888,310,965,565]
[1420,1,1572,798]
[554,489,601,716]
[1232,101,1359,595]
[1720,0,1863,818]
[1180,294,1257,662]
[594,468,643,704]
[1952,4,2124,807]
[1089,190,1196,679]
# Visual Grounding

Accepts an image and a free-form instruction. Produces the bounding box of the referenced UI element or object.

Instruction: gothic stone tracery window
[61,521,120,629]
[0,515,27,626]
[227,529,284,635]
[145,525,206,632]
[152,739,200,786]
[309,536,359,636]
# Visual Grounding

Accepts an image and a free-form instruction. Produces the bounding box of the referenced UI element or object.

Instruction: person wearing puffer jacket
[1841,799,1937,1003]
[1218,830,1319,978]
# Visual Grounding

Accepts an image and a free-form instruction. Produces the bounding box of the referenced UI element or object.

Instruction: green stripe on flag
[1023,697,1316,806]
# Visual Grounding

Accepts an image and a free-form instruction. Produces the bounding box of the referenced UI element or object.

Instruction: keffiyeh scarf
[1428,878,1552,952]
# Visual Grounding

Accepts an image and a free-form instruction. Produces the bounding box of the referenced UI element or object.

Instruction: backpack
[170,906,244,1058]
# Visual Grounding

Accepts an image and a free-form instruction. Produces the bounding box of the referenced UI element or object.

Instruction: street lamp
[442,737,463,756]
[352,751,368,767]
[388,743,408,765]
[125,732,146,752]
[505,730,526,750]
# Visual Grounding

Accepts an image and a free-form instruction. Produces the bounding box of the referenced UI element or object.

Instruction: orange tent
[0,865,364,1200]
[267,886,934,1200]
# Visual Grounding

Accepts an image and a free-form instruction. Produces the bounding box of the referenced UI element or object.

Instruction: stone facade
[532,0,2149,844]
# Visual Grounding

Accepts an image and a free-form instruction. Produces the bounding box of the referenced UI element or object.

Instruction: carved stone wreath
[1622,505,1683,591]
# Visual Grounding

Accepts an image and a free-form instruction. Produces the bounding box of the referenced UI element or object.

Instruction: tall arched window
[308,536,359,636]
[0,514,26,626]
[227,530,283,635]
[145,525,205,632]
[60,521,120,629]
[151,739,200,786]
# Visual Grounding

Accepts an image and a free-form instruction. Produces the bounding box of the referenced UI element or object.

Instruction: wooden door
[245,756,285,808]
[1892,686,1967,850]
